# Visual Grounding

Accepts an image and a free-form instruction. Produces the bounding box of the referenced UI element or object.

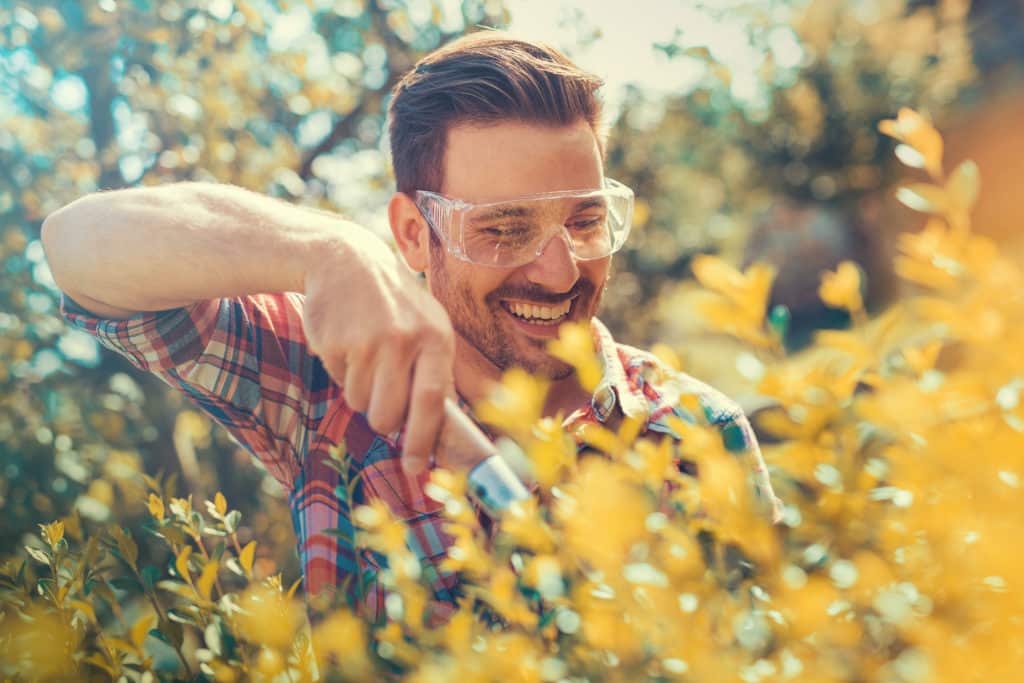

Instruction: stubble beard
[428,244,606,380]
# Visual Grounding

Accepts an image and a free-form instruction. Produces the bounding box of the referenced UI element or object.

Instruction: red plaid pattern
[60,291,780,621]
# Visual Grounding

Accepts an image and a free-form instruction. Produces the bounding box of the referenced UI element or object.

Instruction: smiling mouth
[499,296,577,326]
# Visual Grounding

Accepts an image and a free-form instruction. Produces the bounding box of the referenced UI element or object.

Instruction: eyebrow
[573,198,607,212]
[469,205,534,224]
[468,198,608,225]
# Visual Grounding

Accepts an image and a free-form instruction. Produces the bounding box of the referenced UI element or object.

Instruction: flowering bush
[3,111,1021,682]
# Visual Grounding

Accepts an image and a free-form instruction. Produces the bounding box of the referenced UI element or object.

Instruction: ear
[388,192,430,273]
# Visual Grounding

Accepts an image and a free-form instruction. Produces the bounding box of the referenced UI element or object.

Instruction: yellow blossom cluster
[3,110,1022,681]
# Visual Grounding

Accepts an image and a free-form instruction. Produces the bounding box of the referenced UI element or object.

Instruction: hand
[302,226,455,474]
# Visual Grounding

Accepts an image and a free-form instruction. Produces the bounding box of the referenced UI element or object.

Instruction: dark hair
[386,31,605,196]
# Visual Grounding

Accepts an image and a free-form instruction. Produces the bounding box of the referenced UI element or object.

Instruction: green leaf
[768,304,791,343]
[154,617,184,648]
[538,608,559,629]
[224,510,242,534]
[83,653,116,676]
[109,576,142,592]
[25,545,50,565]
[168,606,200,627]
[205,622,223,656]
[164,473,179,501]
[109,526,138,569]
[141,473,163,493]
[81,536,101,569]
[91,581,119,610]
[141,565,160,592]
[190,511,205,535]
[156,580,196,600]
[159,525,187,546]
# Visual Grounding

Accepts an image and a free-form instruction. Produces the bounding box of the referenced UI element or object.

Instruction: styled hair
[386,31,606,196]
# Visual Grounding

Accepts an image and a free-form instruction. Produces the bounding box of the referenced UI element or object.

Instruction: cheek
[580,258,611,286]
[434,257,506,306]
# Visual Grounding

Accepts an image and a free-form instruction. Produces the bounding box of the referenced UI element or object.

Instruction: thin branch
[296,98,368,180]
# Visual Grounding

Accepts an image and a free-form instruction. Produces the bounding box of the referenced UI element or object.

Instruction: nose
[522,229,580,293]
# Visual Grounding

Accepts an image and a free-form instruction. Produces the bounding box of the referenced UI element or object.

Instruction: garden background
[2,0,1024,680]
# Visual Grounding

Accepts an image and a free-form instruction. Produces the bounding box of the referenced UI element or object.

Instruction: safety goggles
[414,178,635,269]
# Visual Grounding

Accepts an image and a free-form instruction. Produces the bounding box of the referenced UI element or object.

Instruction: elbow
[41,199,80,291]
[40,192,111,293]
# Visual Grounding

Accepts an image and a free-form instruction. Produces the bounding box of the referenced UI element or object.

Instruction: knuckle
[390,328,417,352]
[415,384,444,404]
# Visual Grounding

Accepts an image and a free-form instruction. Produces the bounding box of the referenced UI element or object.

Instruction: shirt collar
[573,318,649,425]
[453,317,649,430]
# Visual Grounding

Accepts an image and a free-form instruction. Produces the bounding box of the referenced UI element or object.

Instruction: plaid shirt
[60,291,780,621]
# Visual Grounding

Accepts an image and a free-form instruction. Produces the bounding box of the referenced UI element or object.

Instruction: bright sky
[504,0,803,117]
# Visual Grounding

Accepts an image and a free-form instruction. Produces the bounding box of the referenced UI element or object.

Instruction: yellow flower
[439,523,491,579]
[691,255,777,348]
[902,339,943,376]
[498,497,557,553]
[879,107,944,179]
[525,416,576,488]
[479,566,537,628]
[169,495,193,520]
[233,585,304,650]
[547,321,603,393]
[626,436,677,491]
[819,260,864,316]
[6,604,79,679]
[40,520,64,549]
[557,458,651,574]
[147,493,164,522]
[312,610,372,678]
[474,367,549,442]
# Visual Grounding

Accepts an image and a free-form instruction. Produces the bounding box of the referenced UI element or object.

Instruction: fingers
[317,353,347,394]
[401,340,453,475]
[365,344,415,436]
[342,346,376,413]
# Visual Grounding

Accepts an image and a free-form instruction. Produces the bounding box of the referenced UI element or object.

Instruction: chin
[512,347,575,380]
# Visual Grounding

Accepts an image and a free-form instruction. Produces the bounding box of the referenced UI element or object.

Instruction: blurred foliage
[4,117,1024,681]
[3,0,1023,680]
[0,0,506,575]
[601,0,976,344]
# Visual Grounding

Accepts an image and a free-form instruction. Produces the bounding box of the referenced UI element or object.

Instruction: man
[42,32,781,622]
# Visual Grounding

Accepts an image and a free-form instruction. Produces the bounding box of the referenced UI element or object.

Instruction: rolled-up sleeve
[60,292,317,490]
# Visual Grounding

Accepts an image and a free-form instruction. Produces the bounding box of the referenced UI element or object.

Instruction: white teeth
[506,299,572,321]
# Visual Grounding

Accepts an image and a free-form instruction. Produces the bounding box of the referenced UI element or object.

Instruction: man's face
[426,119,611,380]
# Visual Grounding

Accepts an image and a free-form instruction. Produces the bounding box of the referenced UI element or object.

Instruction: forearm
[41,183,373,315]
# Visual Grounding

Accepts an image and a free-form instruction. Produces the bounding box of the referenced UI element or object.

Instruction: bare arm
[41,183,369,319]
[42,182,456,465]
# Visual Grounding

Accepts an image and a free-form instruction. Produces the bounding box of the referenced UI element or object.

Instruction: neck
[453,337,592,422]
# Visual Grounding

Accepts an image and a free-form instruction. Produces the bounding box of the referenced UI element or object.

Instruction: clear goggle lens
[415,178,634,268]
